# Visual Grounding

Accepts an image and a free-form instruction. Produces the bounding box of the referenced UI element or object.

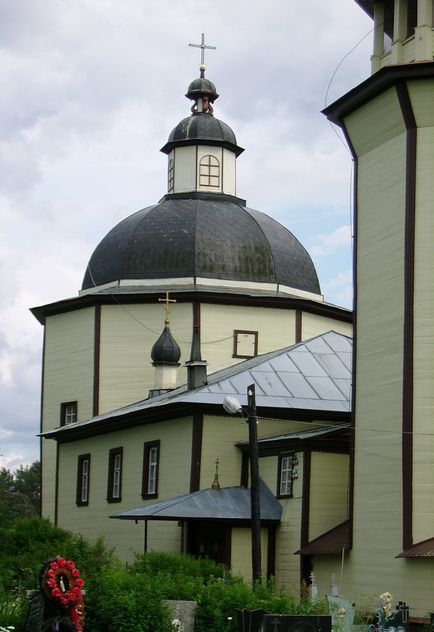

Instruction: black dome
[151,326,181,365]
[161,113,243,156]
[82,196,321,296]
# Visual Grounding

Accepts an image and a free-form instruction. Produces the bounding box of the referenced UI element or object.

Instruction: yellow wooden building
[34,0,434,620]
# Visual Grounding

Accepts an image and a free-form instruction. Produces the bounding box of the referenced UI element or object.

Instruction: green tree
[0,461,41,526]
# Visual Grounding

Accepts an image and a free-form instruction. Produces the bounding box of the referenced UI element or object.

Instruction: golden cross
[158,292,176,325]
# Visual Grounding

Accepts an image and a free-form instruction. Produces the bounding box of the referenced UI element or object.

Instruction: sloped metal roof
[295,520,350,555]
[110,480,281,523]
[42,330,352,439]
[396,537,434,558]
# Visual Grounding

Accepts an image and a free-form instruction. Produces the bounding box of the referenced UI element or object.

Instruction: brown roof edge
[396,536,434,558]
[30,290,352,325]
[294,520,350,555]
[323,62,434,126]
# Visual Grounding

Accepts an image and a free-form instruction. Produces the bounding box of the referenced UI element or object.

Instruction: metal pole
[247,383,262,585]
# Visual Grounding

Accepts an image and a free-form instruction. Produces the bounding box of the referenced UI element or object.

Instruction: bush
[0,590,27,631]
[85,566,172,632]
[0,517,114,593]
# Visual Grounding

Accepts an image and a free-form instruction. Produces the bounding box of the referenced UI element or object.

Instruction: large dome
[82,195,321,296]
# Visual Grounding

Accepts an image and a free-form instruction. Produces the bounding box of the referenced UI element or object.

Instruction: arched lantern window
[199,154,220,188]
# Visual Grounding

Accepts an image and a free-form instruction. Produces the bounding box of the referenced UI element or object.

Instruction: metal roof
[42,330,352,439]
[295,520,350,555]
[396,537,434,558]
[81,196,320,296]
[110,480,282,523]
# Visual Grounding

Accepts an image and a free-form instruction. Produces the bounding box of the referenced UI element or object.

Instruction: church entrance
[186,521,231,567]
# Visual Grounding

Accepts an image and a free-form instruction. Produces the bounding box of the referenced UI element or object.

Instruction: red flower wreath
[42,557,85,608]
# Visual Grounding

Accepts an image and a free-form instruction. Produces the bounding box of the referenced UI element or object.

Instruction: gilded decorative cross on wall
[188,33,216,67]
[158,292,176,325]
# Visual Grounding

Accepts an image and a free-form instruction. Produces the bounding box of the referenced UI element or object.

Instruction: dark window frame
[107,447,123,503]
[142,440,160,499]
[233,330,259,359]
[168,158,175,192]
[60,401,77,426]
[277,452,298,499]
[198,154,220,188]
[76,453,91,506]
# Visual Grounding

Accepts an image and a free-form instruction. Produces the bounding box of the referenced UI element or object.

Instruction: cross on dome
[188,33,216,75]
[158,292,176,326]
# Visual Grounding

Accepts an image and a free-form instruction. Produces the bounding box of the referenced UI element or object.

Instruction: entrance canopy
[110,481,281,524]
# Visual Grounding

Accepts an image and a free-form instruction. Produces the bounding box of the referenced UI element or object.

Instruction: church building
[34,0,434,620]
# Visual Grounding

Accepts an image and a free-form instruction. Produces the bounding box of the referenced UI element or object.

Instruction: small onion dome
[185,76,219,103]
[151,325,181,366]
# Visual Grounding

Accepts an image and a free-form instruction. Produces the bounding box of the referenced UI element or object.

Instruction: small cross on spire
[158,292,176,326]
[188,33,216,71]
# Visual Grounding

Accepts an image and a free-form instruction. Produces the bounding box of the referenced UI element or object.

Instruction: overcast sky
[0,0,373,470]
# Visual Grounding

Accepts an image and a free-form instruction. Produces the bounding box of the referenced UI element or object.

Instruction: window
[199,155,220,188]
[168,158,174,192]
[142,441,160,499]
[277,453,298,498]
[107,447,123,502]
[233,330,258,359]
[76,454,90,506]
[60,401,77,426]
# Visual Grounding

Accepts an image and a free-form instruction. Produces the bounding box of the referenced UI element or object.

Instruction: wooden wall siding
[274,452,304,592]
[344,88,406,156]
[411,91,434,542]
[231,527,268,583]
[350,130,407,596]
[173,146,196,192]
[308,452,349,542]
[200,417,299,491]
[200,304,297,374]
[222,148,236,195]
[98,303,192,413]
[42,308,95,519]
[301,313,352,342]
[340,91,434,612]
[55,417,193,561]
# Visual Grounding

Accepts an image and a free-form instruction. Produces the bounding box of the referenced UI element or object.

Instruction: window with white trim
[142,441,160,499]
[278,452,298,498]
[76,454,90,506]
[61,401,77,426]
[107,447,123,502]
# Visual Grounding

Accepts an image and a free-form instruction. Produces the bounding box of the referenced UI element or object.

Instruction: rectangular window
[107,447,123,503]
[142,441,160,499]
[76,454,90,506]
[277,453,298,498]
[60,401,77,426]
[233,330,258,359]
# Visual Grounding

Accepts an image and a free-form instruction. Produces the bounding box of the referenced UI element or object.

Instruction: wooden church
[34,0,434,619]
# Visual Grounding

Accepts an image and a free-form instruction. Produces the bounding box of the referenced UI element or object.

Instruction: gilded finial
[211,457,220,490]
[158,292,176,326]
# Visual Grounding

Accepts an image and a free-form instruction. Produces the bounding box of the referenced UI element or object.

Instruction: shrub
[0,590,27,631]
[85,566,172,632]
[0,517,114,593]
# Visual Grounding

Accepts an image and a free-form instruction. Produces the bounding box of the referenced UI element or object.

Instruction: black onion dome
[161,113,243,156]
[186,77,218,102]
[82,198,321,296]
[151,326,181,365]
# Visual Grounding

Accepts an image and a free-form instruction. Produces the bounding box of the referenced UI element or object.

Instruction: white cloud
[0,0,372,466]
[310,225,353,257]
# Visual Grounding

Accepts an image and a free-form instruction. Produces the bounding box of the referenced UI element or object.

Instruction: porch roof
[110,480,282,524]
